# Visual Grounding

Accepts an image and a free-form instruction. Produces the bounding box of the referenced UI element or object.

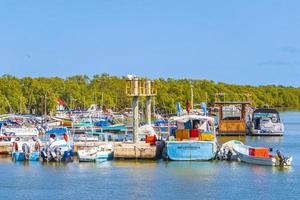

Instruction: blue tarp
[154,120,168,126]
[46,127,68,135]
[94,119,109,127]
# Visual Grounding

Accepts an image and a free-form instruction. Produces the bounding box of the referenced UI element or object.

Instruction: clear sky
[0,0,300,86]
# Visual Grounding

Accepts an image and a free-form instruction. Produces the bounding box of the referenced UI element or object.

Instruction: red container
[145,135,157,145]
[190,129,199,138]
[249,147,269,158]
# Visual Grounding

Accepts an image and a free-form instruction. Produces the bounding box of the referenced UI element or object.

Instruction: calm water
[0,112,300,200]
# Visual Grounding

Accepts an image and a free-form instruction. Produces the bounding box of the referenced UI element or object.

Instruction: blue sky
[0,0,300,86]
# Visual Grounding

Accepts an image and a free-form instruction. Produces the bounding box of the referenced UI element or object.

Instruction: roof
[214,101,251,105]
[46,127,69,135]
[56,98,66,106]
[170,115,214,122]
[253,108,279,114]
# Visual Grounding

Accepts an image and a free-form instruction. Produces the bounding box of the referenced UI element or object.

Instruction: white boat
[77,143,113,162]
[0,114,41,138]
[222,140,292,166]
[41,127,74,162]
[250,108,284,136]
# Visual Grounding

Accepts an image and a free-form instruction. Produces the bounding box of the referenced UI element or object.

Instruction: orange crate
[249,148,269,157]
[145,135,156,145]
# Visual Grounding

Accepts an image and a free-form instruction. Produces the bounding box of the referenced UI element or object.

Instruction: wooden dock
[114,141,164,160]
[0,141,165,160]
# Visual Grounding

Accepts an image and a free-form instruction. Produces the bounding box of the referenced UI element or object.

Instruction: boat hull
[251,130,283,136]
[41,149,74,162]
[237,152,275,166]
[12,152,25,161]
[78,151,113,162]
[165,141,216,161]
[12,151,40,161]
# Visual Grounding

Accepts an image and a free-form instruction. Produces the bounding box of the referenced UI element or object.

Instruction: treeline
[0,74,299,115]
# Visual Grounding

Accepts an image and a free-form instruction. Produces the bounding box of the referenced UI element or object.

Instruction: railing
[125,79,157,96]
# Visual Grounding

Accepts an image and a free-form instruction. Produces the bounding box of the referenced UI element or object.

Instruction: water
[1,112,300,200]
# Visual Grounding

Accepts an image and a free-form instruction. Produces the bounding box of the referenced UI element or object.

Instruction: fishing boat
[11,136,40,161]
[164,115,217,161]
[250,108,284,136]
[40,127,74,162]
[77,143,113,162]
[222,140,292,166]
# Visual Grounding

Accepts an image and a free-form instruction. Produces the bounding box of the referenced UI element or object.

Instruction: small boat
[77,143,113,162]
[164,115,217,161]
[223,140,292,166]
[41,127,74,162]
[250,108,284,136]
[11,137,40,161]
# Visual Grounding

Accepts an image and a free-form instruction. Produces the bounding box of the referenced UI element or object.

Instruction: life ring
[12,142,18,151]
[34,141,41,151]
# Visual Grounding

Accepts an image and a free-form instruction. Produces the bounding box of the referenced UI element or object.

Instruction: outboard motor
[53,146,62,161]
[41,148,47,161]
[227,150,233,161]
[276,150,287,166]
[22,143,30,160]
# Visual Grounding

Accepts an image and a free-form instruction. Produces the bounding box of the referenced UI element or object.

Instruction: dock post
[132,78,139,143]
[146,96,151,124]
[132,96,139,143]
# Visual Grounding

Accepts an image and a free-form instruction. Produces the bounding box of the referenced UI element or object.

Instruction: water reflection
[248,136,283,143]
[217,136,246,144]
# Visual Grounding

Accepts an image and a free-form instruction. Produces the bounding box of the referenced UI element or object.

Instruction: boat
[77,143,113,162]
[40,127,74,162]
[250,108,284,136]
[0,114,41,139]
[11,136,40,161]
[164,115,217,161]
[222,140,292,166]
[215,101,251,136]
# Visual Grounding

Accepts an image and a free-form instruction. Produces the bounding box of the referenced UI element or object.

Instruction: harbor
[0,76,298,199]
[2,1,300,199]
[0,111,299,199]
[0,77,292,164]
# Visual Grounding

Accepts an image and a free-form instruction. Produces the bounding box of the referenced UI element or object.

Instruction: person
[49,134,56,144]
[63,133,68,142]
[194,121,201,129]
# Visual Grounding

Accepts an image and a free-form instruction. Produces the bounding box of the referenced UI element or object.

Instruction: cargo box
[145,135,156,145]
[249,147,269,158]
[182,129,190,140]
[199,133,214,141]
[175,129,183,140]
[190,129,199,137]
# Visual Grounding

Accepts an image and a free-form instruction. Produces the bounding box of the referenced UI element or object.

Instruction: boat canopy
[253,108,279,114]
[214,101,251,105]
[46,127,69,135]
[169,115,214,123]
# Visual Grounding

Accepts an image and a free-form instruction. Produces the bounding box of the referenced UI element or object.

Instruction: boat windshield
[254,113,279,118]
[222,106,241,120]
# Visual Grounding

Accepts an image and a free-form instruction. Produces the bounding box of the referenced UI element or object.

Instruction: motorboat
[41,127,74,162]
[250,108,284,136]
[11,136,40,161]
[77,143,113,162]
[163,115,217,161]
[220,140,292,166]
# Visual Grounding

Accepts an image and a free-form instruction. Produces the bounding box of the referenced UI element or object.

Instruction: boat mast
[190,81,194,112]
